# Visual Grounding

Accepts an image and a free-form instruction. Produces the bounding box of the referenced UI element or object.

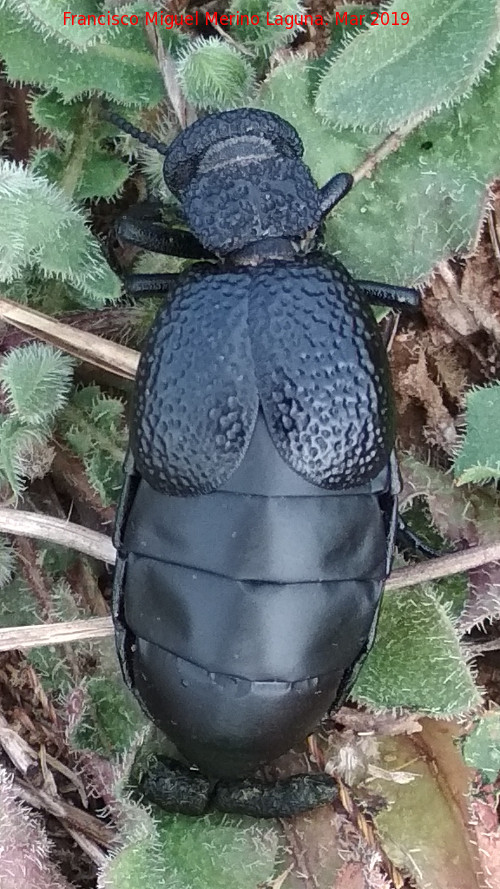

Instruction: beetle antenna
[105,109,169,156]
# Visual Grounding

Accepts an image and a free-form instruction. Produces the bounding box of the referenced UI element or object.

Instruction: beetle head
[162,109,325,257]
[106,106,352,259]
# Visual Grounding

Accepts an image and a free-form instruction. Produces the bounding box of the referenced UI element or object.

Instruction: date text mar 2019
[62,10,410,28]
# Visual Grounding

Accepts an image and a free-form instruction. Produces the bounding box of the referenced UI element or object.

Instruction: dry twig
[0,297,138,379]
[144,21,194,127]
[1,507,500,650]
[0,508,116,563]
[0,712,115,864]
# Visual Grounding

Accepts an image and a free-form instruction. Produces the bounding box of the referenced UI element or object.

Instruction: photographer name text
[63,10,410,29]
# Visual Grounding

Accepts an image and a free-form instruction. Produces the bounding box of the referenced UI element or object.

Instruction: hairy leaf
[177,38,255,110]
[71,674,147,756]
[0,767,74,889]
[230,0,306,54]
[462,712,500,781]
[0,575,39,625]
[29,92,130,200]
[402,455,500,631]
[27,646,75,693]
[259,60,377,185]
[32,146,130,201]
[30,91,86,135]
[326,51,500,282]
[0,0,107,49]
[308,5,379,99]
[0,538,15,589]
[315,0,500,131]
[0,416,49,494]
[352,585,481,715]
[59,385,127,505]
[453,384,500,485]
[0,343,75,424]
[261,54,500,282]
[100,808,279,889]
[0,160,120,304]
[0,3,163,105]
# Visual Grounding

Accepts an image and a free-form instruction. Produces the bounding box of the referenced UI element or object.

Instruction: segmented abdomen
[115,411,391,777]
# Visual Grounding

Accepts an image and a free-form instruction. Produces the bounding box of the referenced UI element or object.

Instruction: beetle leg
[318,172,354,216]
[356,280,421,311]
[123,272,182,295]
[213,773,339,818]
[140,757,215,815]
[396,516,440,559]
[139,758,339,818]
[116,206,215,259]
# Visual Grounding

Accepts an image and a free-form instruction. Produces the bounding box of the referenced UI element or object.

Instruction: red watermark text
[62,10,410,29]
[336,9,409,26]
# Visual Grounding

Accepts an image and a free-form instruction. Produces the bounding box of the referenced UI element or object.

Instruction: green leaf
[30,90,118,145]
[259,60,377,186]
[399,499,468,617]
[315,0,500,131]
[261,51,500,283]
[453,384,500,485]
[308,6,379,99]
[101,809,279,889]
[1,0,107,49]
[74,149,129,200]
[71,675,147,757]
[177,38,255,110]
[0,539,15,590]
[328,52,500,282]
[0,343,75,424]
[58,385,127,506]
[0,576,39,627]
[352,585,481,715]
[0,160,120,305]
[462,712,500,781]
[0,3,163,106]
[371,725,485,889]
[27,647,74,694]
[0,416,49,495]
[30,92,130,201]
[30,91,84,136]
[30,149,66,185]
[230,0,306,54]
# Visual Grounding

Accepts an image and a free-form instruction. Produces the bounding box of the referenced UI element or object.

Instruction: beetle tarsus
[140,758,339,818]
[123,272,181,295]
[357,280,420,311]
[139,757,214,816]
[396,516,441,559]
[213,772,339,818]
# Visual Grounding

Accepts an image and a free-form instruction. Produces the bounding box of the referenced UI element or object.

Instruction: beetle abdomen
[130,640,370,778]
[115,413,391,777]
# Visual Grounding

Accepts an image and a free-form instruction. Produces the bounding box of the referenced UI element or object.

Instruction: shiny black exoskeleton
[110,108,421,817]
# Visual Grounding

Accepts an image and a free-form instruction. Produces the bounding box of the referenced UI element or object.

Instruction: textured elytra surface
[132,257,394,493]
[184,157,322,253]
[250,258,394,487]
[132,266,258,495]
[163,107,303,197]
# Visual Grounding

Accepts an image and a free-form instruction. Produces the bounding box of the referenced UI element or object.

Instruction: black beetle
[110,108,424,818]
